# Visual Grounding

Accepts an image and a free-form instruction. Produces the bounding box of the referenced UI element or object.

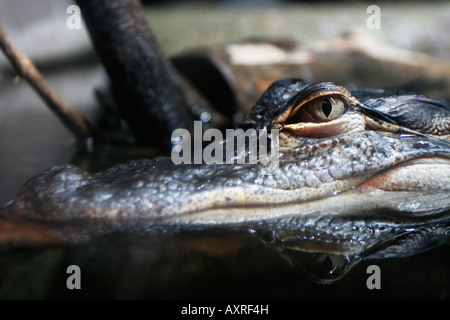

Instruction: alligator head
[2,78,449,282]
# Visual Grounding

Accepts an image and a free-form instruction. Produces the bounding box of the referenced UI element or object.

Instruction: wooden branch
[0,23,95,141]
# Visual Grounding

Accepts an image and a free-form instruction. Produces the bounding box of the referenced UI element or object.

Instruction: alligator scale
[2,78,449,281]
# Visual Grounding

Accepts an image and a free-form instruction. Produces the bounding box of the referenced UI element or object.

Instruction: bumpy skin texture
[9,130,448,221]
[241,78,310,129]
[4,79,450,228]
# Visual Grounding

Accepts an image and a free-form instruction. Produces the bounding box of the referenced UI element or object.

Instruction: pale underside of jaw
[160,157,450,225]
[355,157,450,192]
[168,186,450,226]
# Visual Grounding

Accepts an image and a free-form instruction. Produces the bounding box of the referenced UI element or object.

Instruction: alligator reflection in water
[253,214,450,282]
[1,79,450,283]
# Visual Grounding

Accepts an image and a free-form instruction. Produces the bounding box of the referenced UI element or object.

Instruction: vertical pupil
[321,99,332,117]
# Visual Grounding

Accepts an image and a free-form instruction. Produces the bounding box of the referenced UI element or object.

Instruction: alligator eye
[308,97,345,122]
[284,96,347,125]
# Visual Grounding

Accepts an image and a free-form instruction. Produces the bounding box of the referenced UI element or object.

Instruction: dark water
[1,229,449,300]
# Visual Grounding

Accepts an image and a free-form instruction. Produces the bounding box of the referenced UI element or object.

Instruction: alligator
[2,78,449,281]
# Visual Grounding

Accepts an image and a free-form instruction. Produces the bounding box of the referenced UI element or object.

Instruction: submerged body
[2,78,450,281]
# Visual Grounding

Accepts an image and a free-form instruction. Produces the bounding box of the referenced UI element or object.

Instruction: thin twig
[0,23,94,141]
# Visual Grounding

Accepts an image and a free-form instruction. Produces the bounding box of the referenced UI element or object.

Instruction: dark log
[76,0,193,151]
